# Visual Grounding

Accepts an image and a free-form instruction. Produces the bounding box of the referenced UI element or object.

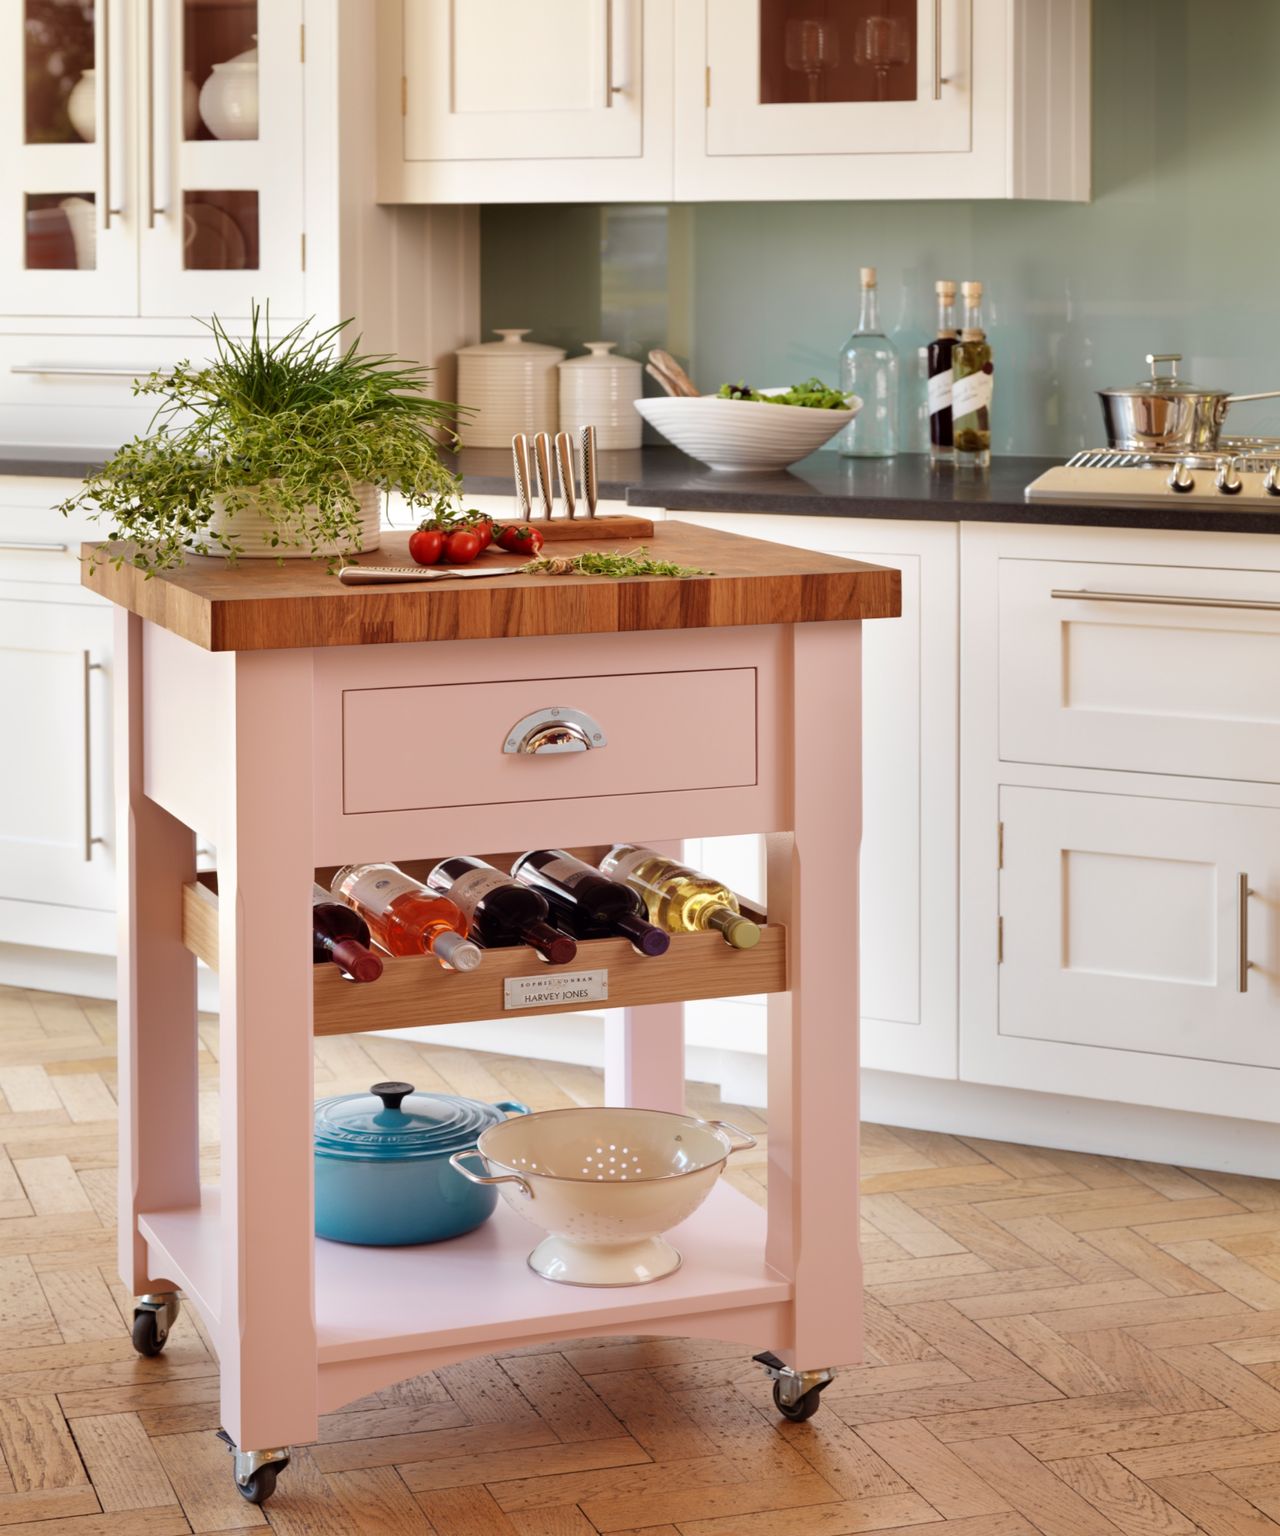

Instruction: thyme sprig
[519,547,709,579]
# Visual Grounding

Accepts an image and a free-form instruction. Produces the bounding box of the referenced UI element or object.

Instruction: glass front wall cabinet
[707,0,971,158]
[3,0,303,318]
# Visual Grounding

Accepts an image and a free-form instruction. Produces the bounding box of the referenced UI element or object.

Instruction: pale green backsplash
[480,0,1280,457]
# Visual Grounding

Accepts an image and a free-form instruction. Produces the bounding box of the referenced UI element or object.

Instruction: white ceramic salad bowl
[635,391,859,472]
[450,1106,756,1286]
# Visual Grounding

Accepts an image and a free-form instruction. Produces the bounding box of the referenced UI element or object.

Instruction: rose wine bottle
[598,845,761,950]
[330,864,482,971]
[510,850,670,956]
[427,856,577,965]
[312,884,383,983]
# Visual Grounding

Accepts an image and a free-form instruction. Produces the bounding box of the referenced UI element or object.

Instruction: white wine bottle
[599,845,762,950]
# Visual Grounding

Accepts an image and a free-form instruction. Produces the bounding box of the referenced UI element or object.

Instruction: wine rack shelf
[182,871,785,1038]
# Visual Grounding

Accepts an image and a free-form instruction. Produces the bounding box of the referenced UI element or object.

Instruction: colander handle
[449,1149,533,1198]
[706,1119,758,1154]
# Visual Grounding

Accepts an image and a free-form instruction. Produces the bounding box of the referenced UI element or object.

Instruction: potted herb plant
[64,305,464,572]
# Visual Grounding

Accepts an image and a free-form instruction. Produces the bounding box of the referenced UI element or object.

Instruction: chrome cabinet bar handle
[933,0,943,99]
[0,540,69,553]
[83,652,105,863]
[1051,589,1280,614]
[1238,873,1254,993]
[146,0,169,225]
[10,364,169,378]
[101,0,113,228]
[604,0,616,105]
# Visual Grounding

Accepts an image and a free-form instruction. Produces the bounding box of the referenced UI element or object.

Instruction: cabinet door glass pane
[183,190,257,269]
[25,0,96,143]
[26,192,95,269]
[184,0,258,141]
[760,0,917,104]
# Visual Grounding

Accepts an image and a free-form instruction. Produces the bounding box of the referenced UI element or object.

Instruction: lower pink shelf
[139,1180,794,1411]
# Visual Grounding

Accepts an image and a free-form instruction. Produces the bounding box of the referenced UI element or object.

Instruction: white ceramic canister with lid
[557,342,644,450]
[456,329,565,448]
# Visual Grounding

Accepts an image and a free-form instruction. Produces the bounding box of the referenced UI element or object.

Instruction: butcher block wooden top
[81,521,900,651]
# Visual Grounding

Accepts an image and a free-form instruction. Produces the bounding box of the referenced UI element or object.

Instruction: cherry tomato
[497,523,544,556]
[444,528,483,564]
[408,527,444,566]
[470,516,494,550]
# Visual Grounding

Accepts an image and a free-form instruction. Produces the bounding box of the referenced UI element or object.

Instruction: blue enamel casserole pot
[314,1080,530,1246]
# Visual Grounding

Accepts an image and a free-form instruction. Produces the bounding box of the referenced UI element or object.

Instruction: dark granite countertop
[8,444,1279,535]
[450,446,1280,535]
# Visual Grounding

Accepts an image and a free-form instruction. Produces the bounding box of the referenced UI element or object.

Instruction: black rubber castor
[772,1380,824,1422]
[235,1461,283,1505]
[130,1310,165,1357]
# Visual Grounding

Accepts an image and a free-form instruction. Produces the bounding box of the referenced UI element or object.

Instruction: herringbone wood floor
[0,986,1277,1534]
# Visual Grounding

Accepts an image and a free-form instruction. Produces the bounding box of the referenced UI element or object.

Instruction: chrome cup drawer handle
[504,707,607,756]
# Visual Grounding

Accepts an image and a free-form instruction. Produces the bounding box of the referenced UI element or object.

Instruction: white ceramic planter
[456,329,564,448]
[558,342,643,450]
[201,481,382,559]
[454,1106,755,1286]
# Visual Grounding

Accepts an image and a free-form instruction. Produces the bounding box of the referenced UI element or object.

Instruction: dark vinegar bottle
[427,856,577,965]
[510,850,670,956]
[927,278,958,463]
[312,884,383,983]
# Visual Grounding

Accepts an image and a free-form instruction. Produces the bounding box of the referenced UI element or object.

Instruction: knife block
[522,514,655,540]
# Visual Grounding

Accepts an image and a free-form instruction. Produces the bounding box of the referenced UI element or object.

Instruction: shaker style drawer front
[998,559,1280,783]
[341,669,758,814]
[998,786,1280,1070]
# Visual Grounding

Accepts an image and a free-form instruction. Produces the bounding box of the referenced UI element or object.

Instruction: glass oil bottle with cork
[951,280,993,469]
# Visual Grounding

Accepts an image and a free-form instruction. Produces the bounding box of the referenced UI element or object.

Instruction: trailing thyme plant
[64,305,465,573]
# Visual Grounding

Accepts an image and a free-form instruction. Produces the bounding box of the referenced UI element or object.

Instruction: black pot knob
[371,1081,414,1112]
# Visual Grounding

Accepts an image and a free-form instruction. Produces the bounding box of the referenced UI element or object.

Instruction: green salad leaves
[717,378,851,410]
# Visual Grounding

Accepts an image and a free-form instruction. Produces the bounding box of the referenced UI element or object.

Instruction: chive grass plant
[65,305,465,573]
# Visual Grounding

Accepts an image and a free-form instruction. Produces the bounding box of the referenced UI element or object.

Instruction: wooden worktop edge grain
[81,522,901,651]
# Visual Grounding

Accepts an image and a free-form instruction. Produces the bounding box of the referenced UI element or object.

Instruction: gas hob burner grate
[1066,437,1280,473]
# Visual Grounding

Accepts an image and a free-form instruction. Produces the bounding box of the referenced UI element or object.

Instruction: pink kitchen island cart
[86,520,900,1504]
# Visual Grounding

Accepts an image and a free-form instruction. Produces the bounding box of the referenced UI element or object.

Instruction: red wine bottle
[427,857,577,965]
[312,883,383,983]
[510,850,670,956]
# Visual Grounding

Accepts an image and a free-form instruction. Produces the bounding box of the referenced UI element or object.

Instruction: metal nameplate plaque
[504,969,608,1011]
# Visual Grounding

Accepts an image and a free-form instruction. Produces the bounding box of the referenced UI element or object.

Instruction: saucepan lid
[314,1081,526,1162]
[1098,352,1227,400]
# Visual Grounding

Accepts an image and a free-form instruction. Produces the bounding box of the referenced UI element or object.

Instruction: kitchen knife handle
[511,433,533,520]
[554,431,577,519]
[533,431,555,520]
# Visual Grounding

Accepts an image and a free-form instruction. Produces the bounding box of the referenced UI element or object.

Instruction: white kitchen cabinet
[998,786,1280,1071]
[0,479,115,956]
[665,511,959,1080]
[675,0,1090,201]
[4,0,305,319]
[961,521,1280,1124]
[378,0,675,203]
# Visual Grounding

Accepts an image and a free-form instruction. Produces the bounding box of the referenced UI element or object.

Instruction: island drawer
[340,666,758,815]
[998,557,1280,783]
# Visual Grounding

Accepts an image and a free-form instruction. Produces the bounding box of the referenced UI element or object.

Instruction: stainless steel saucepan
[1099,353,1280,452]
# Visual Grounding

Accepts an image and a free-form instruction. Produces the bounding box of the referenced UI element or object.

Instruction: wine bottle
[598,845,761,950]
[951,280,993,469]
[330,864,482,971]
[838,265,899,458]
[312,884,383,983]
[927,279,958,463]
[427,856,577,965]
[510,850,670,956]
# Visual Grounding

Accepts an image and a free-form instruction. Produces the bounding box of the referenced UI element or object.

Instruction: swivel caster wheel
[215,1430,290,1505]
[130,1294,180,1358]
[753,1350,836,1424]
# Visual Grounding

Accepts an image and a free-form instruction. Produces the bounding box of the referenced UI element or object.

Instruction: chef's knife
[581,425,599,518]
[554,431,577,519]
[511,433,533,521]
[532,431,555,519]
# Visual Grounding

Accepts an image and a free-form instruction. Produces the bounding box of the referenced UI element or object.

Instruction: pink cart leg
[604,1002,686,1112]
[216,650,318,1453]
[115,612,199,1295]
[766,621,863,1372]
